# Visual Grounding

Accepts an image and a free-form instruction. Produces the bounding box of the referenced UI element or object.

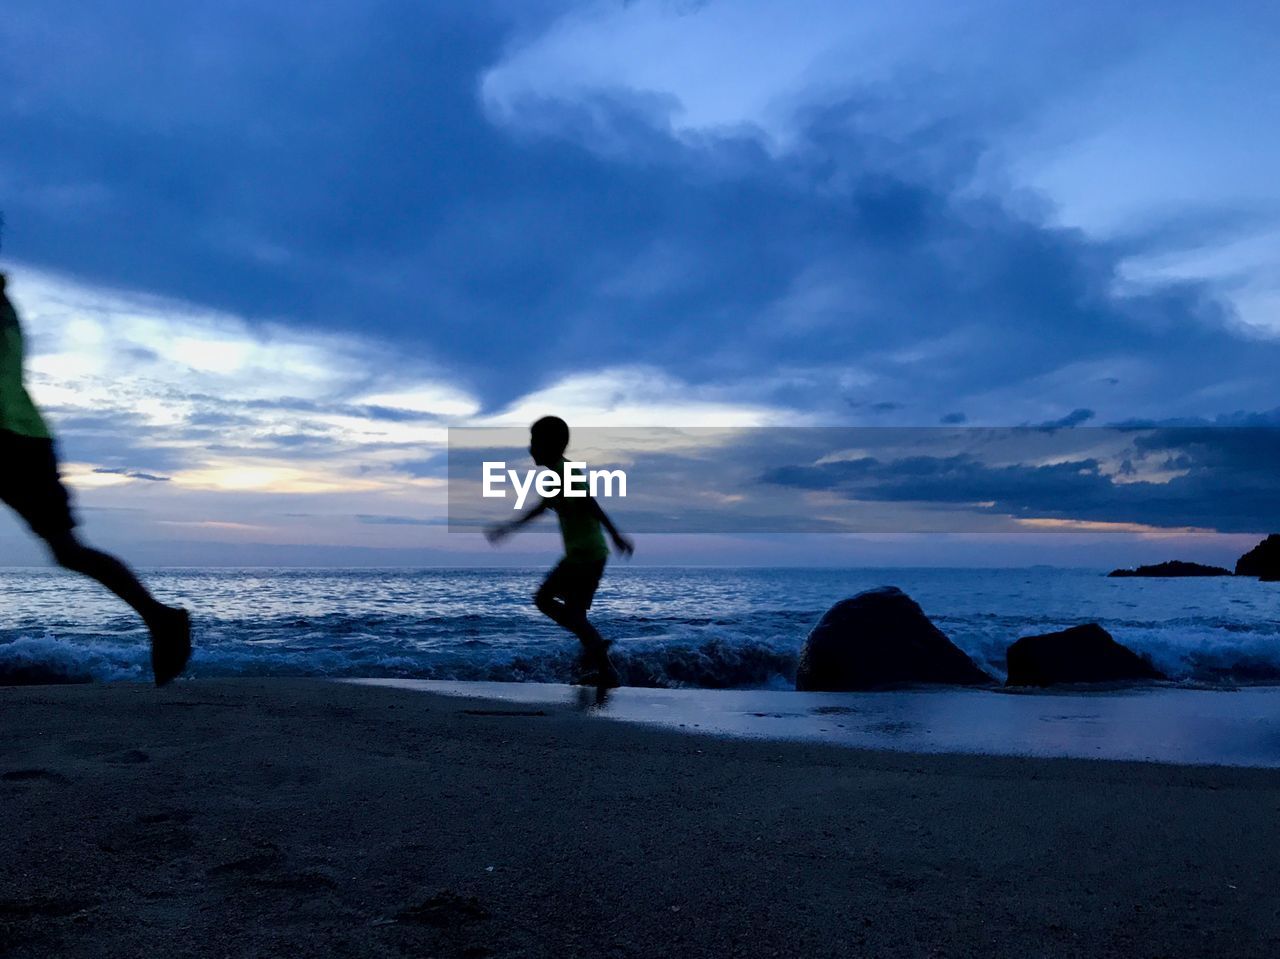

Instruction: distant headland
[1108,535,1280,580]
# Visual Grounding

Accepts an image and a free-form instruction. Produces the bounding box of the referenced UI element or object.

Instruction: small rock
[1006,624,1165,687]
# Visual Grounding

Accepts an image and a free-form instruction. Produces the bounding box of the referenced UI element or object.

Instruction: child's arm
[589,498,634,557]
[485,498,549,545]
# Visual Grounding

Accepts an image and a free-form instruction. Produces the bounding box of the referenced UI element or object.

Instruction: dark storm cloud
[3,0,1280,420]
[848,400,905,413]
[233,397,448,424]
[1033,408,1094,430]
[92,466,171,482]
[47,389,434,471]
[355,514,444,527]
[391,456,446,480]
[48,410,191,473]
[756,426,1280,533]
[183,410,260,428]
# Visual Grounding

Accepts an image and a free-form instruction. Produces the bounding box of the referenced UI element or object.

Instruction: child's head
[529,415,569,466]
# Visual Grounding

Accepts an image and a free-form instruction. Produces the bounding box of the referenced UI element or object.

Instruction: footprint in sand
[258,870,340,892]
[206,845,284,877]
[205,844,339,893]
[2,768,67,783]
[0,896,96,920]
[135,809,194,826]
[462,709,547,717]
[97,811,197,855]
[105,749,151,764]
[394,890,491,928]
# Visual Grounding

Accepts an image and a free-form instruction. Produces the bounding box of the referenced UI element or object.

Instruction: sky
[1,0,1277,567]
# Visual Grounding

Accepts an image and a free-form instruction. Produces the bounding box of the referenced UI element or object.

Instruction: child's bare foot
[576,665,621,689]
[576,644,620,688]
[149,607,191,687]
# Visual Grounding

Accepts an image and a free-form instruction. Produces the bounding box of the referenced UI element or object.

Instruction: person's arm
[485,498,549,544]
[589,497,634,557]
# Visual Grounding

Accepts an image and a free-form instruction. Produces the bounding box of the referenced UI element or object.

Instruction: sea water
[2,566,1279,689]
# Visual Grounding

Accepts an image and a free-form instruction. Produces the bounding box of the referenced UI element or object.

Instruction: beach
[4,678,1279,958]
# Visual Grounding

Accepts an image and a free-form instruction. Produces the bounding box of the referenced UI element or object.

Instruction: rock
[795,587,992,691]
[1107,561,1232,578]
[1235,534,1280,581]
[1005,623,1165,687]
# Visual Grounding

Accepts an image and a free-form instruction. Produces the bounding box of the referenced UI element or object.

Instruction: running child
[485,416,632,686]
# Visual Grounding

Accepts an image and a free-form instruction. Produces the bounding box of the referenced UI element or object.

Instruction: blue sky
[1,0,1277,566]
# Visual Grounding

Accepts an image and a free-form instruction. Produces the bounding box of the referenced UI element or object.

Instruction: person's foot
[577,639,619,683]
[576,661,621,689]
[149,607,192,687]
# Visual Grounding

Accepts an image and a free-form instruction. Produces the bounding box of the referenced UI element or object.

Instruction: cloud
[92,467,170,482]
[2,0,1278,430]
[1033,408,1094,430]
[755,425,1280,534]
[4,0,1280,564]
[5,267,793,558]
[480,0,1147,149]
[443,423,1277,535]
[355,514,445,527]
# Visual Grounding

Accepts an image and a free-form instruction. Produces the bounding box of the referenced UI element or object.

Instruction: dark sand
[3,679,1278,958]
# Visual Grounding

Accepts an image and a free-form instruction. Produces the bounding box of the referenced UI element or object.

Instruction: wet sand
[3,678,1279,958]
[352,678,1280,767]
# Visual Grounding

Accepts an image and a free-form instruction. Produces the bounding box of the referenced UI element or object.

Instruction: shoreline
[4,677,1280,957]
[6,566,1279,690]
[349,678,1280,769]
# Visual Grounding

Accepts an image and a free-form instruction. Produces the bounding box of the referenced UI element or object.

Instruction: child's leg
[535,559,616,678]
[534,580,608,652]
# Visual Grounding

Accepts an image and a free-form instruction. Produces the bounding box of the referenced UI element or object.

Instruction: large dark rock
[1107,561,1232,578]
[1005,623,1165,687]
[1235,535,1280,581]
[795,587,992,691]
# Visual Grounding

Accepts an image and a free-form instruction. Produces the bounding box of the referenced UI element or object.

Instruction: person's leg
[45,531,191,685]
[535,562,608,649]
[535,580,608,649]
[535,559,617,683]
[4,434,190,684]
[45,531,168,624]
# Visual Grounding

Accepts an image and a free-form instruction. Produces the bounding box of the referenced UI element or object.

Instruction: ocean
[2,566,1279,689]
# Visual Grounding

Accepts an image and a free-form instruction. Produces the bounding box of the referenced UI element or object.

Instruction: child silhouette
[486,416,632,687]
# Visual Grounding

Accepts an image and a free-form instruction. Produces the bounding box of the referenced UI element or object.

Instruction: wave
[0,628,799,689]
[0,635,146,685]
[5,611,1280,689]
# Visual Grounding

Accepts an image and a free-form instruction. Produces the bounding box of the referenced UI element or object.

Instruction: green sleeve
[0,321,53,440]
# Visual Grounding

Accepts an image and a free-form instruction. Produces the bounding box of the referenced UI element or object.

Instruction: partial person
[486,416,632,687]
[0,271,190,685]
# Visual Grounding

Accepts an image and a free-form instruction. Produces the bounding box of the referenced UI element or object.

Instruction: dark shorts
[537,555,607,613]
[0,431,76,540]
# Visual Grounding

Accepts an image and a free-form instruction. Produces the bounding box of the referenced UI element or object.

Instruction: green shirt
[0,290,52,440]
[550,460,609,561]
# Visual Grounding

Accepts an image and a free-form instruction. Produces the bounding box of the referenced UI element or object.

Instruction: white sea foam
[2,567,1278,688]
